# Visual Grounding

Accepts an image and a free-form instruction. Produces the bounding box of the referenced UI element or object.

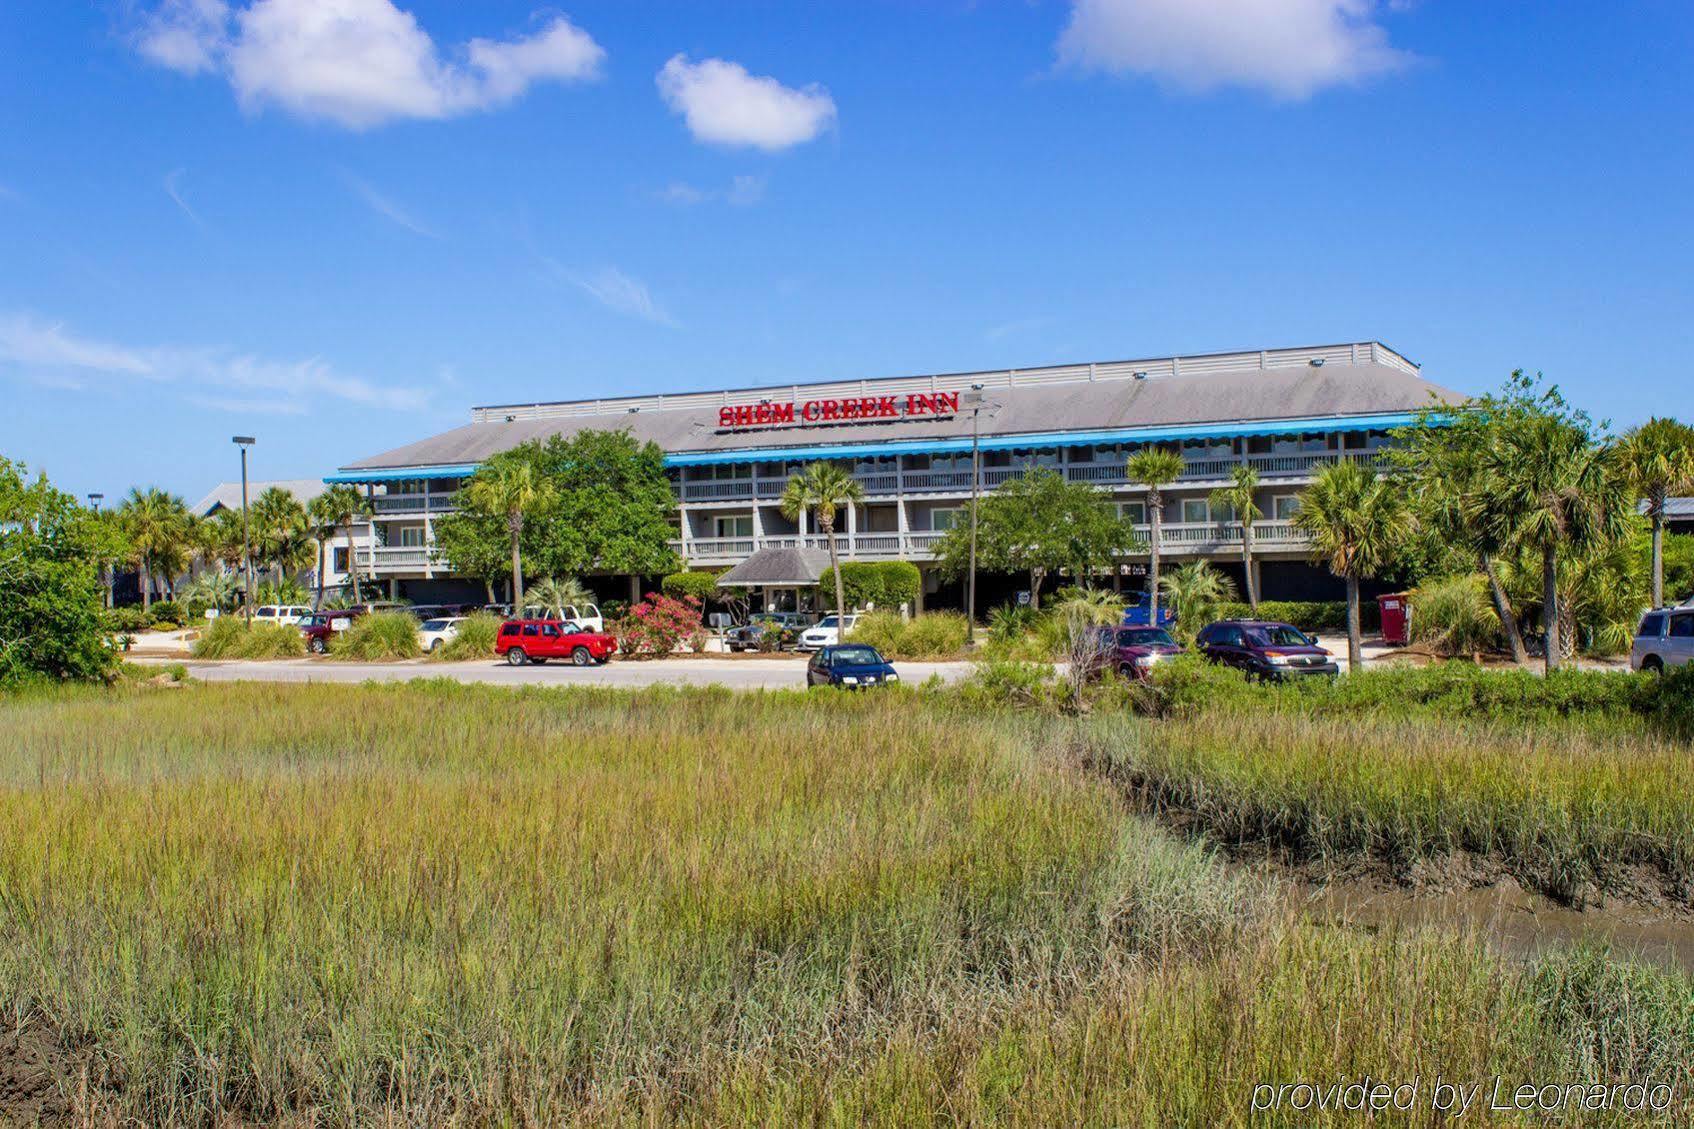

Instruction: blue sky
[2,1,1690,501]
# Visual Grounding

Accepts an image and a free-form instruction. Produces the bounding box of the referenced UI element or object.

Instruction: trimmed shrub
[1213,600,1380,634]
[660,569,723,603]
[330,611,422,661]
[430,613,502,662]
[818,560,923,612]
[147,600,183,626]
[191,617,306,660]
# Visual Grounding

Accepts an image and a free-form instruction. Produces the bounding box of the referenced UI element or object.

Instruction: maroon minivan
[1195,620,1339,680]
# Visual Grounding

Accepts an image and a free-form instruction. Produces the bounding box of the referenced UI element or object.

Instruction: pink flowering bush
[611,592,704,657]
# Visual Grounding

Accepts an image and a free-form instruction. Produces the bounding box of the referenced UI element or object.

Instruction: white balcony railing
[355,546,435,571]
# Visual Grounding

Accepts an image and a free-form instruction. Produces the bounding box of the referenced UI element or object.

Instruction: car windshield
[816,616,840,628]
[300,616,323,628]
[1248,625,1309,647]
[420,619,450,630]
[830,646,883,665]
[1120,628,1175,647]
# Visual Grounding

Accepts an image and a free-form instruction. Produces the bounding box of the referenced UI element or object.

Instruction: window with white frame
[931,507,966,532]
[1119,501,1146,525]
[1273,494,1301,520]
[713,515,753,539]
[1180,499,1211,524]
[398,526,426,547]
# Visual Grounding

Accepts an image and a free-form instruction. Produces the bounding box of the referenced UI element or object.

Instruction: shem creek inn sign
[717,391,960,431]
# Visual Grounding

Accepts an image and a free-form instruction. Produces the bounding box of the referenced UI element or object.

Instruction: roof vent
[1309,358,1326,367]
[1132,371,1148,381]
[504,414,516,422]
[627,406,640,413]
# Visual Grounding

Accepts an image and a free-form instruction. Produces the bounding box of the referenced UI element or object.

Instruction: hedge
[819,560,922,612]
[1213,600,1381,634]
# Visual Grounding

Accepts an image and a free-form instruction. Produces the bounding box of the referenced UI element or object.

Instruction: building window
[1120,501,1146,525]
[714,515,753,539]
[1273,494,1301,520]
[398,526,426,547]
[333,548,349,572]
[931,507,965,532]
[1180,499,1211,524]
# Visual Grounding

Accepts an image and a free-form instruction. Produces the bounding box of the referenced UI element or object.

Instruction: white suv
[254,605,312,625]
[1632,606,1694,672]
[798,614,859,652]
[521,602,603,633]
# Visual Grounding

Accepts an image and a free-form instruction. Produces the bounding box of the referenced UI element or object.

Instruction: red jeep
[495,619,618,666]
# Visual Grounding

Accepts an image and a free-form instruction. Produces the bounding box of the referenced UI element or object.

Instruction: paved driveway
[156,656,976,690]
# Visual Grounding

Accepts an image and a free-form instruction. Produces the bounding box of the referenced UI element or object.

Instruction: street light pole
[966,384,985,645]
[87,493,108,607]
[233,436,256,622]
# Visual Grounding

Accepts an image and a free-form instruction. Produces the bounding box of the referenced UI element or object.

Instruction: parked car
[1632,606,1694,672]
[726,611,814,652]
[798,614,860,651]
[297,609,363,654]
[519,602,604,633]
[806,644,899,688]
[1120,589,1176,628]
[495,619,617,666]
[1195,619,1338,680]
[1093,624,1184,679]
[418,616,465,652]
[254,604,312,626]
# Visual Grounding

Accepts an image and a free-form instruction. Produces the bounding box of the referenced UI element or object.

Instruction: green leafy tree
[933,466,1138,610]
[463,458,554,613]
[118,486,191,610]
[780,462,865,629]
[1209,465,1262,614]
[251,487,311,588]
[1294,461,1414,673]
[526,430,679,580]
[1621,417,1694,608]
[661,569,725,603]
[1391,392,1534,663]
[1474,379,1631,673]
[1,458,115,684]
[1126,448,1185,622]
[314,484,374,605]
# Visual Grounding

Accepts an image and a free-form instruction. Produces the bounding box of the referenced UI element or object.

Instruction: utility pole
[233,436,256,622]
[87,493,109,607]
[966,384,985,645]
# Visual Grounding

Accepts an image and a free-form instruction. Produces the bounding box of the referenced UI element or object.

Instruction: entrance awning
[715,547,834,587]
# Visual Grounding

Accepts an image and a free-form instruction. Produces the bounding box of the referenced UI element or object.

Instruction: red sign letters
[717,391,960,431]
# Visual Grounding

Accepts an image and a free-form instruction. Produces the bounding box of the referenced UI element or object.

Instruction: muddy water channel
[1296,876,1694,973]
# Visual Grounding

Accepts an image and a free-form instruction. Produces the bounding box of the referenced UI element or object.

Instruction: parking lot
[157,655,978,690]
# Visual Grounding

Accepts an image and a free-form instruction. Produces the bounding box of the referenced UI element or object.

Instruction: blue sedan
[806,644,900,688]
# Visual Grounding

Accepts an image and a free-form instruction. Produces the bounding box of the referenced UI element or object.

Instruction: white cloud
[187,395,309,415]
[656,55,835,151]
[656,174,765,207]
[568,267,677,327]
[133,0,604,129]
[0,312,430,412]
[1057,0,1411,99]
[345,174,437,237]
[164,168,206,228]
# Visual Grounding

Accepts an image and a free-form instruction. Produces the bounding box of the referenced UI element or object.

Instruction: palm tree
[1125,448,1185,624]
[1294,461,1413,673]
[251,487,310,588]
[526,575,593,619]
[780,462,865,632]
[180,570,240,615]
[305,493,344,609]
[1622,417,1694,608]
[464,462,552,612]
[1158,561,1239,645]
[315,484,375,606]
[1209,465,1262,614]
[1479,414,1631,673]
[118,487,191,610]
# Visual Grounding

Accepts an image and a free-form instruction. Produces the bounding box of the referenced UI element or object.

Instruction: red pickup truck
[495,619,618,666]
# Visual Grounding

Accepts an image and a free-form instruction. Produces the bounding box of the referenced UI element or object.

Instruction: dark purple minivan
[1195,620,1339,680]
[1093,625,1185,679]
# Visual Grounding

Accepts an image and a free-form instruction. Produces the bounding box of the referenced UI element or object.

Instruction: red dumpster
[1377,592,1410,646]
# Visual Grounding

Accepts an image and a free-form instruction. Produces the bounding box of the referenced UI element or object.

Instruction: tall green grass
[427,611,502,661]
[189,616,305,659]
[328,609,421,660]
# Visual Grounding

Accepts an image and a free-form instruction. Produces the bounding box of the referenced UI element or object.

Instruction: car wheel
[571,646,593,666]
[506,648,528,666]
[309,637,326,654]
[429,639,443,652]
[1643,655,1664,674]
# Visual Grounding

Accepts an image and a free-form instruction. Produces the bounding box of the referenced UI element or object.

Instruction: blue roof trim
[662,412,1431,467]
[329,412,1437,480]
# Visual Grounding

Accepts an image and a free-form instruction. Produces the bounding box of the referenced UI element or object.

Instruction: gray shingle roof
[340,347,1462,472]
[192,479,327,517]
[715,548,833,587]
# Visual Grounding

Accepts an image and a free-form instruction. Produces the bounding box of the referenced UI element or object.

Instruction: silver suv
[1631,606,1694,672]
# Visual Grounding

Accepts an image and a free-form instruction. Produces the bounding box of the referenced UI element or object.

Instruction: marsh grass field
[1,678,1692,1124]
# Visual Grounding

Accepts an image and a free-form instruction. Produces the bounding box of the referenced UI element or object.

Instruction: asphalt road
[153,656,977,690]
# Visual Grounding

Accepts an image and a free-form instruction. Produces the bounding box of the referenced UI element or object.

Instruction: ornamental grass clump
[429,612,502,661]
[329,610,421,661]
[190,616,306,660]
